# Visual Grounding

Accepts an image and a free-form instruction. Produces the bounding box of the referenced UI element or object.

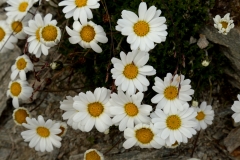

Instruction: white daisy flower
[12,107,31,125]
[5,0,36,20]
[11,54,34,80]
[56,122,68,137]
[232,94,240,123]
[7,79,33,108]
[123,123,165,149]
[59,0,100,22]
[60,96,84,130]
[24,13,53,58]
[115,2,167,52]
[110,90,152,131]
[39,18,61,47]
[72,87,112,132]
[213,13,234,35]
[193,101,214,131]
[6,15,32,40]
[66,19,108,53]
[21,115,62,152]
[151,107,197,145]
[84,149,104,160]
[111,50,156,95]
[151,73,194,114]
[0,21,18,53]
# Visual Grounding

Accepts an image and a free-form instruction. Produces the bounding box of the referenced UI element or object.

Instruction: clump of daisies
[213,13,234,35]
[116,2,167,51]
[231,94,240,123]
[193,101,214,131]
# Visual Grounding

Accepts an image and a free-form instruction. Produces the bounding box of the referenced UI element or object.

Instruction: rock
[0,47,20,116]
[224,127,240,154]
[200,26,240,90]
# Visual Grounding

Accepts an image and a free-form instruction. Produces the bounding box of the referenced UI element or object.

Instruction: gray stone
[201,26,240,89]
[0,47,20,116]
[224,127,240,153]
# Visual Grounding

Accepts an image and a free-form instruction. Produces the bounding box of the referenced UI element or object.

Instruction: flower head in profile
[7,79,33,108]
[213,13,234,35]
[116,2,167,51]
[123,123,165,149]
[231,94,240,123]
[110,91,152,131]
[12,107,31,125]
[72,87,112,132]
[59,0,100,22]
[21,115,62,152]
[151,73,194,114]
[5,0,36,20]
[84,149,104,160]
[111,50,156,95]
[0,21,18,53]
[66,19,108,53]
[193,101,214,131]
[11,55,33,80]
[151,107,197,145]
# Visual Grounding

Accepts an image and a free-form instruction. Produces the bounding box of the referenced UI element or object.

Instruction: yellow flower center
[88,102,104,117]
[14,109,29,124]
[85,150,100,160]
[123,64,138,79]
[18,2,28,12]
[16,58,27,70]
[164,86,178,100]
[41,25,58,41]
[135,128,154,144]
[57,126,65,137]
[10,82,22,96]
[75,0,87,7]
[0,27,6,41]
[221,21,228,29]
[133,21,150,37]
[124,103,139,117]
[12,21,23,33]
[166,115,181,130]
[196,111,205,121]
[80,25,95,42]
[36,27,41,41]
[37,127,50,137]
